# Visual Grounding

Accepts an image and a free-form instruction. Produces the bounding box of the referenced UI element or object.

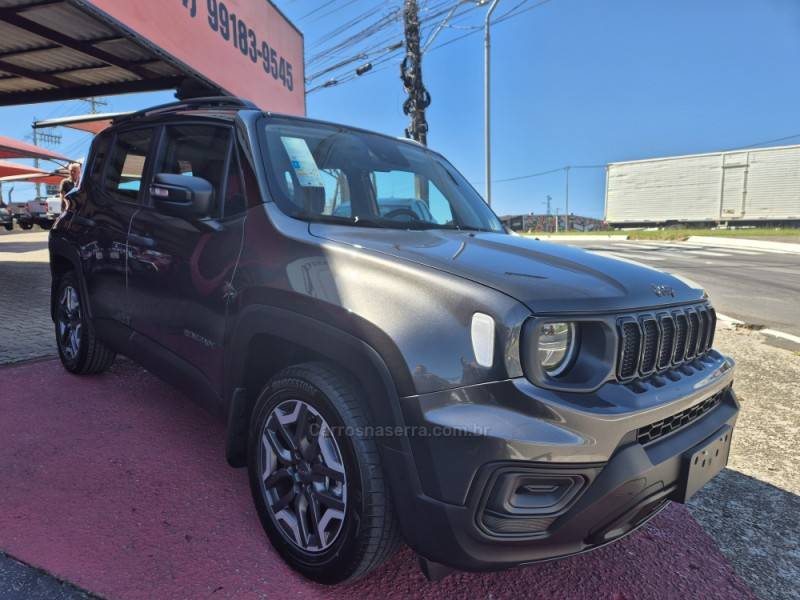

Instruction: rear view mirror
[151,173,213,219]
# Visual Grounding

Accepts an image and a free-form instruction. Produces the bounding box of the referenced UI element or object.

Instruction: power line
[307,0,469,73]
[472,163,605,185]
[308,0,555,94]
[306,2,466,90]
[429,0,553,53]
[723,133,800,152]
[298,0,339,22]
[304,0,363,25]
[307,7,403,69]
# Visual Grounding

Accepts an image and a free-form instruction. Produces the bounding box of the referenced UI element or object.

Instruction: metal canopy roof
[0,169,64,184]
[0,159,48,177]
[0,0,187,106]
[34,110,131,133]
[0,133,71,160]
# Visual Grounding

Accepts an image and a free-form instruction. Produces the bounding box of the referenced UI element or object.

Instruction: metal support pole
[484,0,500,206]
[564,166,570,231]
[32,123,41,199]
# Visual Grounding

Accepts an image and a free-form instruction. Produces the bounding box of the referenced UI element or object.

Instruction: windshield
[262,119,505,233]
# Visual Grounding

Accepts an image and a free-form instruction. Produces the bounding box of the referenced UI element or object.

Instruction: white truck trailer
[605,144,800,226]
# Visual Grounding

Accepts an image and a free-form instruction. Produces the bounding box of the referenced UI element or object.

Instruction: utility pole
[81,96,108,115]
[564,166,570,232]
[401,0,430,146]
[484,0,500,206]
[31,124,62,199]
[32,124,40,199]
[555,208,559,233]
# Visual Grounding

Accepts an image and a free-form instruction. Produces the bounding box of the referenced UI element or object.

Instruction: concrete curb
[533,234,629,241]
[688,236,800,253]
[717,313,800,346]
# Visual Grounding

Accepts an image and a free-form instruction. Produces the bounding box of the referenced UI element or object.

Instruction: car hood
[309,225,706,313]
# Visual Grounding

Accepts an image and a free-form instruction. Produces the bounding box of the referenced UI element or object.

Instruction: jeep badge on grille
[651,284,675,297]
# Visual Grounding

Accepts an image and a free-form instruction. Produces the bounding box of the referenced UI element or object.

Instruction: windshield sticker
[280,136,324,187]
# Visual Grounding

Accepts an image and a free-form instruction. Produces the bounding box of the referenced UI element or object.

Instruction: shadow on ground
[0,240,48,253]
[689,468,800,600]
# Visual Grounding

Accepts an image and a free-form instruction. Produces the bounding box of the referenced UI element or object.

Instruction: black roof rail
[113,96,258,125]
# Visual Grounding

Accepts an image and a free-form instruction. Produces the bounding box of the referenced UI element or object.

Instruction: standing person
[60,163,81,211]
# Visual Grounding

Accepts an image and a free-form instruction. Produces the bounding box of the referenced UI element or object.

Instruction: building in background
[605,144,800,227]
[500,213,608,233]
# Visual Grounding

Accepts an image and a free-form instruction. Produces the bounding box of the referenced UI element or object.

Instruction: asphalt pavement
[557,239,800,338]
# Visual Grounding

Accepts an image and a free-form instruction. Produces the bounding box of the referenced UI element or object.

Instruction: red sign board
[80,0,305,115]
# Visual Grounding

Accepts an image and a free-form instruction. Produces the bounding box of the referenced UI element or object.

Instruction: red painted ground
[0,359,755,600]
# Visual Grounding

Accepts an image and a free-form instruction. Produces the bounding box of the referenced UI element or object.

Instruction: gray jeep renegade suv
[49,97,737,584]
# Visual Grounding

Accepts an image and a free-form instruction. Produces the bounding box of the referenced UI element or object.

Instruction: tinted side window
[88,130,112,187]
[156,124,232,216]
[104,129,154,203]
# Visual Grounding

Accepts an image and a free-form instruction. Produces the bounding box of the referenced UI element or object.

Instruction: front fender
[48,232,90,321]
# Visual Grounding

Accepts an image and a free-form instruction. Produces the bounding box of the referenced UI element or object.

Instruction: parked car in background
[11,197,61,230]
[49,97,738,585]
[0,204,12,231]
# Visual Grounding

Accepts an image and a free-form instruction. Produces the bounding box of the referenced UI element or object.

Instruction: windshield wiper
[452,225,494,233]
[298,213,496,233]
[298,213,387,228]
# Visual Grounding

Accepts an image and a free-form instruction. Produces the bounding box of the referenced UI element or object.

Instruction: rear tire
[247,362,400,584]
[3,223,11,231]
[20,223,33,230]
[54,271,116,374]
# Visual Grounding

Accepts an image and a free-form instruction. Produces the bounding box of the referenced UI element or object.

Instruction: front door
[73,127,155,327]
[126,122,245,393]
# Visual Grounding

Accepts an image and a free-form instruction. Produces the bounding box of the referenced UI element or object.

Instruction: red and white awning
[0,136,72,162]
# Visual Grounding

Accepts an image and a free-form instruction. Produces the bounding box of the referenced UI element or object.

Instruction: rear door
[126,122,245,392]
[72,127,155,327]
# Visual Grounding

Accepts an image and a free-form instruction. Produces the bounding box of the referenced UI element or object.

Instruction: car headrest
[303,186,326,214]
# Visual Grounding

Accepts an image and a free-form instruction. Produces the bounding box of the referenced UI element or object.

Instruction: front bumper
[388,350,737,571]
[33,213,58,224]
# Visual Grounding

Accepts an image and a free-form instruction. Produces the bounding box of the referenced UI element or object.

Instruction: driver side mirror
[150,173,213,219]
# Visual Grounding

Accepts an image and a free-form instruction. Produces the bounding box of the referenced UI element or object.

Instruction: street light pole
[564,166,570,231]
[484,0,500,206]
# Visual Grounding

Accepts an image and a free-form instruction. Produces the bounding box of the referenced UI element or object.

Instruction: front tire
[247,362,400,584]
[3,223,11,231]
[54,271,116,374]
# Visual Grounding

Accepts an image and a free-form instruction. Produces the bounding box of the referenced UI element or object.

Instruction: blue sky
[3,0,799,217]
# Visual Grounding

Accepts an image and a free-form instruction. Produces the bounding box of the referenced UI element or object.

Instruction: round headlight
[538,322,577,376]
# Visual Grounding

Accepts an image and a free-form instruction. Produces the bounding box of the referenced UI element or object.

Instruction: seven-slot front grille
[617,304,716,382]
[637,390,724,444]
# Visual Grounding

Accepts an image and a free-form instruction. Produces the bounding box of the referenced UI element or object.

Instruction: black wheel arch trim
[48,234,93,322]
[225,304,428,550]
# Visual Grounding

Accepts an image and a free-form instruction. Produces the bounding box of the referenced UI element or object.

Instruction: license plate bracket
[677,424,732,503]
